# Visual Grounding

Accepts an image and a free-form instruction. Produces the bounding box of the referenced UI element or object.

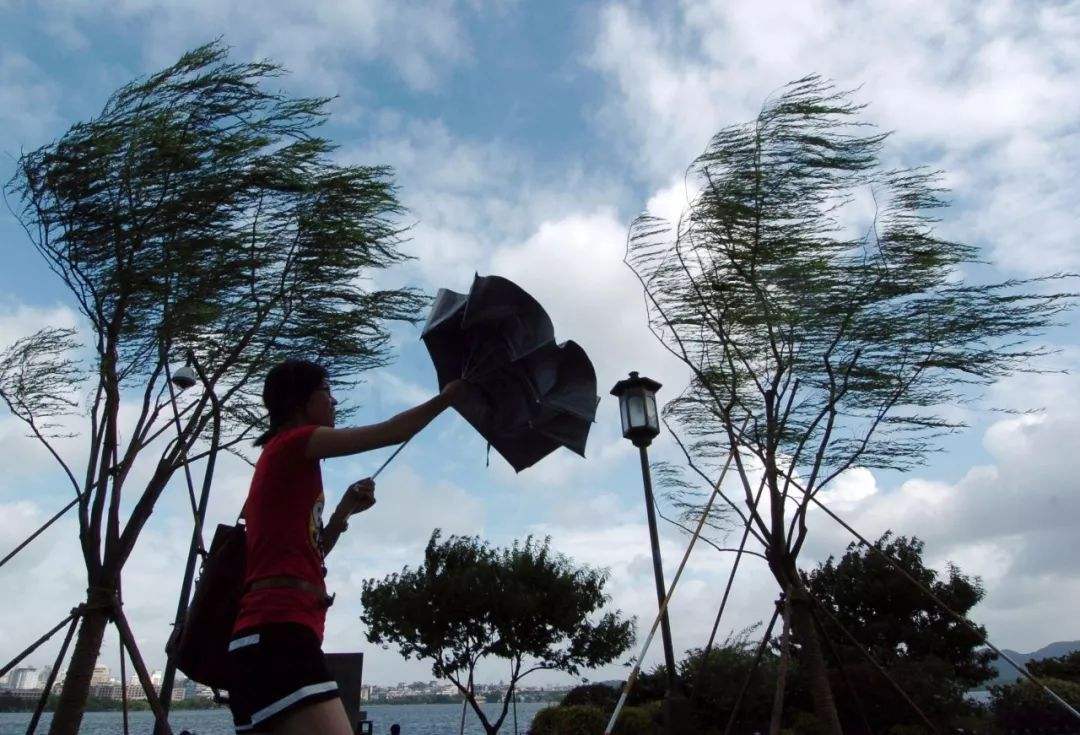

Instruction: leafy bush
[529,705,606,735]
[528,703,658,735]
[560,683,620,710]
[991,676,1080,731]
[614,702,660,734]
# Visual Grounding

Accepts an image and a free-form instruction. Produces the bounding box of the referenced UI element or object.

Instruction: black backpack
[166,522,247,692]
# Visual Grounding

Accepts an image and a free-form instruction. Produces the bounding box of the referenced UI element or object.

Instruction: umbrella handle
[371,438,411,480]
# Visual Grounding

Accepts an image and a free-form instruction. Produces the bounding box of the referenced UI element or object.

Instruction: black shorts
[226,623,340,733]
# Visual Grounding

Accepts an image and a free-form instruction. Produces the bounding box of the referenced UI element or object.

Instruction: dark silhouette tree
[678,628,799,732]
[806,533,994,731]
[625,75,1074,733]
[2,41,425,735]
[991,677,1080,732]
[361,531,635,735]
[1028,651,1080,683]
[988,650,1080,731]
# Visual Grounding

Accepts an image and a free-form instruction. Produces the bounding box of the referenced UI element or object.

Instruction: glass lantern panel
[644,391,658,431]
[627,394,647,428]
[619,396,630,435]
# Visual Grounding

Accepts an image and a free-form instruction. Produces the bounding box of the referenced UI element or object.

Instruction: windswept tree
[361,531,635,735]
[626,76,1073,732]
[2,42,425,735]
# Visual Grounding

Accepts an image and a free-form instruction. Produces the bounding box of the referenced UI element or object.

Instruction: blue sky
[1,0,1079,689]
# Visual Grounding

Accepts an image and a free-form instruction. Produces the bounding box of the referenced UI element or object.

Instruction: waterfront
[0,702,548,735]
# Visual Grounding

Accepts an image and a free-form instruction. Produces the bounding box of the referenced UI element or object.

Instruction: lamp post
[155,358,208,733]
[610,371,689,733]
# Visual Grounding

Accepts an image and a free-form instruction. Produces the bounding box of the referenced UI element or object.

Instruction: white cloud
[489,209,689,405]
[589,0,1080,274]
[35,0,479,95]
[0,301,80,347]
[0,52,62,146]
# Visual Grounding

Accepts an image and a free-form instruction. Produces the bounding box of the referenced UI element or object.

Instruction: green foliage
[678,632,790,730]
[624,666,667,708]
[613,628,812,732]
[806,532,994,730]
[1027,650,1080,683]
[6,39,426,448]
[990,677,1080,731]
[785,711,831,735]
[613,702,659,734]
[0,694,223,712]
[528,705,607,735]
[560,683,620,710]
[529,703,657,735]
[361,531,635,734]
[0,327,84,438]
[884,726,932,735]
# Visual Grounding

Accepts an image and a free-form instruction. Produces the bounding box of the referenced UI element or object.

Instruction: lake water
[0,702,548,735]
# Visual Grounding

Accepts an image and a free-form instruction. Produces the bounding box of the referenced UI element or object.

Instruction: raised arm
[305,380,467,460]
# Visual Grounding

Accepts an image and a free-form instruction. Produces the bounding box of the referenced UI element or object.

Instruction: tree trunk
[48,605,109,735]
[789,586,843,735]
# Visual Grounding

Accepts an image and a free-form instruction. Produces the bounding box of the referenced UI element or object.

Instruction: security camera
[171,365,198,390]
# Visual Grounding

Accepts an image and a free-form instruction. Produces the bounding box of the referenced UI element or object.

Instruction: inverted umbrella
[421,274,599,471]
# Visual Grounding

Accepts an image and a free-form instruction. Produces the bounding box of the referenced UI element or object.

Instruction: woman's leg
[270,696,353,735]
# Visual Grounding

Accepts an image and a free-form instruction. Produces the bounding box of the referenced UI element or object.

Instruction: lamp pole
[610,372,689,734]
[637,442,678,685]
[156,361,206,732]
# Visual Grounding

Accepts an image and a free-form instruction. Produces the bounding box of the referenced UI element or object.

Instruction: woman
[227,359,466,734]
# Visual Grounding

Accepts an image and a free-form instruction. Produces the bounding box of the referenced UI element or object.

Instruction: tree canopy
[1028,651,1080,683]
[806,533,994,731]
[360,531,635,734]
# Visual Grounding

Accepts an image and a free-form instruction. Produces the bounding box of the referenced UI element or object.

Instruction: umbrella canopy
[421,274,599,472]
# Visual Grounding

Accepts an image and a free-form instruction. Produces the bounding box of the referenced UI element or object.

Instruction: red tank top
[233,424,329,640]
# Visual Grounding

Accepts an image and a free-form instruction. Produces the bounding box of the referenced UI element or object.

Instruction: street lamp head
[610,370,662,447]
[170,365,198,390]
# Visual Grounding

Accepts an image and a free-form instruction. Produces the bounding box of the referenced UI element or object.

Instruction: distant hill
[985,640,1080,687]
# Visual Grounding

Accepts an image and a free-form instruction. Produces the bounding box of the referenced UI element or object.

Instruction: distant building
[10,667,39,691]
[89,683,121,700]
[180,677,215,701]
[36,666,53,688]
[90,665,110,686]
[127,681,147,701]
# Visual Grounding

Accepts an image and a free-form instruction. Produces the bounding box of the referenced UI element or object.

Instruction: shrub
[529,705,606,735]
[561,683,620,710]
[613,703,660,735]
[529,703,658,735]
[991,676,1080,731]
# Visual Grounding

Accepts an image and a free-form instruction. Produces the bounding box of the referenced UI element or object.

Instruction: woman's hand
[441,379,469,406]
[322,478,374,555]
[342,478,376,515]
